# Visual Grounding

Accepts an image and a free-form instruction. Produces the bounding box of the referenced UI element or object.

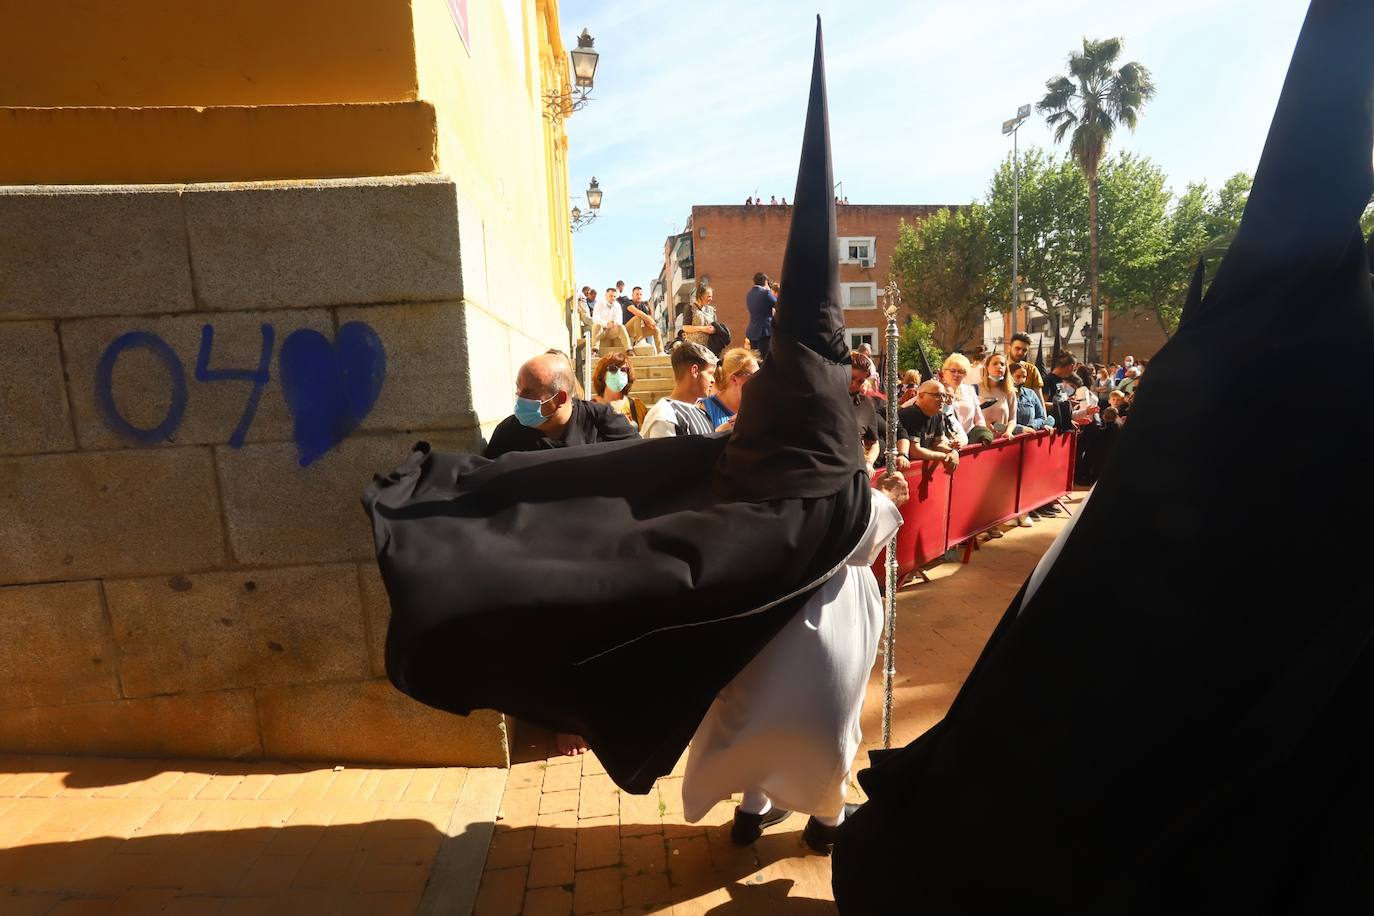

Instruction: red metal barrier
[1018,429,1076,513]
[872,428,1077,587]
[945,437,1024,546]
[872,462,952,585]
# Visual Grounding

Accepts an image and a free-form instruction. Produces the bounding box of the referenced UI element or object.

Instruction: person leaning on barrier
[849,352,909,474]
[939,353,994,445]
[1009,361,1054,434]
[979,353,1017,438]
[896,381,959,473]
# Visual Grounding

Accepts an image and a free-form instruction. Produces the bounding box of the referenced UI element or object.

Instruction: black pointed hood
[771,16,847,361]
[1177,255,1207,330]
[1034,336,1048,381]
[714,16,865,502]
[916,337,935,384]
[835,2,1374,910]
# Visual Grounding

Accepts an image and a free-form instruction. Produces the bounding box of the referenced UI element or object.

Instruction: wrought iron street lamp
[545,29,600,122]
[570,177,603,232]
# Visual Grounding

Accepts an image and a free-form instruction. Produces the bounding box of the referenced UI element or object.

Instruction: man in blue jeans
[745,272,777,360]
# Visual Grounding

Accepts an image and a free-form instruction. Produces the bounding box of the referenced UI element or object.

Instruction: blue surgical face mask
[606,370,628,393]
[514,393,556,427]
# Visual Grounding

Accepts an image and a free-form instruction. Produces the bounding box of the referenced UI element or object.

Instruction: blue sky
[558,0,1309,293]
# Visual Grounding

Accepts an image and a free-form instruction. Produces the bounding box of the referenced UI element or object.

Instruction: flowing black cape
[365,334,870,794]
[833,2,1374,912]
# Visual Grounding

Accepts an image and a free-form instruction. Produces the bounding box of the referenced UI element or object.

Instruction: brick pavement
[0,502,1073,915]
[475,505,1075,915]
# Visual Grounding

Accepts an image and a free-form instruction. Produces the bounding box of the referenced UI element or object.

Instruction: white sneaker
[1016,514,1034,527]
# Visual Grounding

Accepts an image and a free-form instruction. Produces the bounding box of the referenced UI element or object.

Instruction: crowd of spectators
[488,276,1151,750]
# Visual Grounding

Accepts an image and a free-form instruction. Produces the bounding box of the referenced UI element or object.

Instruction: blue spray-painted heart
[279,322,386,466]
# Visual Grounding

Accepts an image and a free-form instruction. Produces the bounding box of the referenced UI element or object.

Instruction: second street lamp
[570,177,603,232]
[1002,103,1032,313]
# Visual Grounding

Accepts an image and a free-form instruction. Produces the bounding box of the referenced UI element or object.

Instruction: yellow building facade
[0,1,580,767]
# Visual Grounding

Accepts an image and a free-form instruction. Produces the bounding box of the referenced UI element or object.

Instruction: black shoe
[731,805,792,845]
[1039,503,1063,516]
[802,803,861,855]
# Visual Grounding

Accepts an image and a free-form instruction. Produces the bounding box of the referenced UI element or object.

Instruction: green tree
[1097,152,1171,321]
[889,207,1000,353]
[1139,173,1252,336]
[1361,198,1373,236]
[896,315,943,382]
[1038,36,1155,361]
[985,148,1090,330]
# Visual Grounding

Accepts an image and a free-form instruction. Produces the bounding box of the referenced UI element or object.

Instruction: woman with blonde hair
[682,285,718,349]
[591,351,649,429]
[939,353,993,445]
[979,353,1017,437]
[699,346,758,431]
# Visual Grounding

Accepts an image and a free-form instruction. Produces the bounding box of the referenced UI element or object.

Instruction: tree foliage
[983,148,1253,339]
[1037,37,1156,362]
[889,208,999,353]
[896,315,943,382]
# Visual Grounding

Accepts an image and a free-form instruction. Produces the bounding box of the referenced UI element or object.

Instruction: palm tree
[1038,37,1154,362]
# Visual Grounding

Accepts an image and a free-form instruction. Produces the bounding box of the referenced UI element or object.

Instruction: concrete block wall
[0,174,552,767]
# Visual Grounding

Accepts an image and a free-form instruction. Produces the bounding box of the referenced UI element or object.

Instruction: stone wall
[0,174,528,767]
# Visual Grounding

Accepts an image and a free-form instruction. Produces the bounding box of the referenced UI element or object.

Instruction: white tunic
[682,491,903,821]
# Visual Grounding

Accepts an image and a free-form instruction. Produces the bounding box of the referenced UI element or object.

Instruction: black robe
[833,2,1374,912]
[365,335,870,794]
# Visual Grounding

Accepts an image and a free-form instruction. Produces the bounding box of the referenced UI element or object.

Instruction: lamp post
[545,29,600,122]
[1002,104,1032,312]
[570,177,603,232]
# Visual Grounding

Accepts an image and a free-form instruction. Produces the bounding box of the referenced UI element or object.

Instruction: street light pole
[1003,104,1032,324]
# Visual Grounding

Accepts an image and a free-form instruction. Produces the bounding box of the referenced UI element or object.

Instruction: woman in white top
[979,353,1017,437]
[939,353,993,445]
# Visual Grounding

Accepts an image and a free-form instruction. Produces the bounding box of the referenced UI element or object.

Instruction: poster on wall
[448,0,471,54]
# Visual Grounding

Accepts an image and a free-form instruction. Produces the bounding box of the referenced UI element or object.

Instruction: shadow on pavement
[0,820,444,914]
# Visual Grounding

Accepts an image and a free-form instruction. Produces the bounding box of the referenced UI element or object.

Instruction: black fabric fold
[833,2,1374,911]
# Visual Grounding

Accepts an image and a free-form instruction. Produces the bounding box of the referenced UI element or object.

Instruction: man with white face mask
[484,352,639,460]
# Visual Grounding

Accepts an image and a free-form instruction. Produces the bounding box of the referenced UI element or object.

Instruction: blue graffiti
[194,323,274,449]
[96,331,188,444]
[278,322,387,467]
[94,322,386,466]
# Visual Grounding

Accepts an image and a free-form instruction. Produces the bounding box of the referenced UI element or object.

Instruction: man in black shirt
[896,381,959,473]
[484,352,639,460]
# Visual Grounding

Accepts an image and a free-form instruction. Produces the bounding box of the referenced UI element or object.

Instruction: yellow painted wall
[0,102,437,184]
[410,0,576,358]
[1,1,419,106]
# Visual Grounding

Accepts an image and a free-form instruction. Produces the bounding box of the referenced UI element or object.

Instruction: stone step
[630,354,671,367]
[633,378,673,394]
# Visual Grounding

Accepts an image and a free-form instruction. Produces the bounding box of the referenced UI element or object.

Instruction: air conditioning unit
[859,256,875,268]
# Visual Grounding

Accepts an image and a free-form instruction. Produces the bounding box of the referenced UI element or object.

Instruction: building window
[849,328,878,351]
[842,282,878,309]
[838,236,877,267]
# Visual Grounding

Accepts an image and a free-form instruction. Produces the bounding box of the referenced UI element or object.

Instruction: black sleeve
[590,402,641,443]
[483,416,524,459]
